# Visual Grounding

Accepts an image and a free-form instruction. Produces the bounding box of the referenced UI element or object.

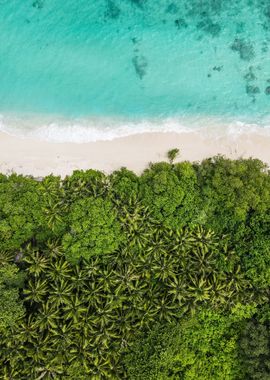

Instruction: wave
[0,113,270,143]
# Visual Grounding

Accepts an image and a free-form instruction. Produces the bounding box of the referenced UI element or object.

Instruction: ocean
[0,0,270,141]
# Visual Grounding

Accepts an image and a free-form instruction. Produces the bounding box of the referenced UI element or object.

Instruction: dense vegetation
[0,155,269,379]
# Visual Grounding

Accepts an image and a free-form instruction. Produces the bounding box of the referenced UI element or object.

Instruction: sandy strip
[0,130,269,177]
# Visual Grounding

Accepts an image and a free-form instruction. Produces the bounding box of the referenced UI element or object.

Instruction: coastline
[1,130,270,177]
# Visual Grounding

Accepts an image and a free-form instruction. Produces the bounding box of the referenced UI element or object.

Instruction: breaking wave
[0,113,270,143]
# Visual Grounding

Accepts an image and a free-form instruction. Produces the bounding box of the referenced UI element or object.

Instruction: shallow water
[0,0,270,140]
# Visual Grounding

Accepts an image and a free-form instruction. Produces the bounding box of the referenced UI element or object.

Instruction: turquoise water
[0,0,270,140]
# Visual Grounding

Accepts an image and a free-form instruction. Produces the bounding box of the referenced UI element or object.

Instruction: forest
[0,154,269,379]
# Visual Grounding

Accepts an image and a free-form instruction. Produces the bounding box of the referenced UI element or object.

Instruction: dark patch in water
[244,66,256,81]
[265,86,270,95]
[105,0,121,19]
[132,55,148,79]
[236,22,245,34]
[187,0,222,19]
[231,38,255,61]
[131,37,138,44]
[130,0,145,9]
[207,73,212,77]
[212,65,223,71]
[32,0,44,9]
[264,5,270,19]
[197,19,221,37]
[166,3,178,14]
[175,18,188,29]
[261,41,268,53]
[246,85,260,95]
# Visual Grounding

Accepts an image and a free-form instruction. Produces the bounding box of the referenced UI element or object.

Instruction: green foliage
[125,309,244,380]
[167,148,180,164]
[0,225,250,378]
[0,157,269,378]
[196,156,270,238]
[0,174,43,250]
[62,169,108,202]
[0,264,25,332]
[62,197,123,262]
[243,236,270,290]
[109,167,140,204]
[239,316,270,380]
[39,175,67,239]
[195,156,270,298]
[140,162,201,228]
[124,323,172,379]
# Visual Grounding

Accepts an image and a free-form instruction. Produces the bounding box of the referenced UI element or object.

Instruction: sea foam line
[0,113,270,143]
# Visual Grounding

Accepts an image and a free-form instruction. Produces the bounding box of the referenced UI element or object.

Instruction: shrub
[62,197,123,262]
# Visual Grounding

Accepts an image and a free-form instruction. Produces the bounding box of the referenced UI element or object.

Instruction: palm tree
[227,265,247,291]
[43,198,65,231]
[92,303,117,330]
[187,246,220,282]
[113,265,139,294]
[83,257,102,280]
[23,278,48,304]
[209,273,227,306]
[24,339,54,375]
[119,202,152,250]
[35,302,59,331]
[186,276,212,304]
[69,335,92,369]
[51,321,74,349]
[35,361,64,380]
[192,226,218,250]
[46,257,72,282]
[152,254,177,282]
[62,295,87,324]
[135,300,157,328]
[49,279,73,307]
[0,250,14,266]
[92,324,120,350]
[167,226,197,254]
[23,246,49,277]
[45,239,65,260]
[86,354,113,380]
[97,268,115,293]
[70,264,89,292]
[86,281,105,308]
[167,276,187,304]
[2,363,21,380]
[15,315,39,344]
[167,148,180,164]
[152,296,179,322]
[114,309,133,345]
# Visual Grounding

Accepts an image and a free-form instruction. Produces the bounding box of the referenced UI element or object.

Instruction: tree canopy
[0,156,269,378]
[62,197,123,262]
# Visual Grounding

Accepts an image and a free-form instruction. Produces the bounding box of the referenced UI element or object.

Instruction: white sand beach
[0,130,269,177]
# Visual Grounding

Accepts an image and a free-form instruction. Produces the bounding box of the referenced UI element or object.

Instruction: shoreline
[0,130,270,177]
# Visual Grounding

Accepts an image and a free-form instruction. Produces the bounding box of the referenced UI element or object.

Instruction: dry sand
[0,130,269,177]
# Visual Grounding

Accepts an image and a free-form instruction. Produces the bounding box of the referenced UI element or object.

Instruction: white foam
[0,113,269,143]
